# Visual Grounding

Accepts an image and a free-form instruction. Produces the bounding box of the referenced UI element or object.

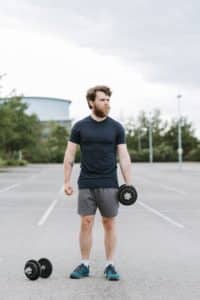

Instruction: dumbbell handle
[25,267,32,275]
[25,266,46,276]
[25,265,45,272]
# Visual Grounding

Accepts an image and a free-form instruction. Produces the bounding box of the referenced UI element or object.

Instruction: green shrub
[5,159,28,166]
[128,149,149,162]
[18,159,28,166]
[0,158,6,167]
[153,144,177,162]
[23,143,50,163]
[128,145,177,162]
[185,146,200,161]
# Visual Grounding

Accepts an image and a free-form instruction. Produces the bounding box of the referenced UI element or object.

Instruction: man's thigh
[95,188,119,218]
[78,189,97,216]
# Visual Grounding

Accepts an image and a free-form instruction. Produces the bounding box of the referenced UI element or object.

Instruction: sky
[0,0,200,136]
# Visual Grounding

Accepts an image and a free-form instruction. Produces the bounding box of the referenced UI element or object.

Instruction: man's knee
[102,217,115,231]
[80,215,94,231]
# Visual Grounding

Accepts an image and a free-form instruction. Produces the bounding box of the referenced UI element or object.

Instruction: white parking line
[26,170,47,182]
[138,201,185,229]
[0,183,21,193]
[0,170,47,194]
[135,175,186,196]
[156,183,186,196]
[38,185,64,226]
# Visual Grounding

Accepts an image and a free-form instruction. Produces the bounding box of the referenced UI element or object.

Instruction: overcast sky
[1,0,200,136]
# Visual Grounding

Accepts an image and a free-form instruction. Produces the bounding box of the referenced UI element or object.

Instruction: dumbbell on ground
[24,258,53,280]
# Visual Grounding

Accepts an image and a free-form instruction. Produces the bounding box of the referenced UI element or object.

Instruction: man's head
[86,85,112,118]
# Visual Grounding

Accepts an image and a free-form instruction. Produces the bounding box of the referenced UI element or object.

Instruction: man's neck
[90,112,107,122]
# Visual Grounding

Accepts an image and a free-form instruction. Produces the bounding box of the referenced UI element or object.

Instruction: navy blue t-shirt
[69,115,125,189]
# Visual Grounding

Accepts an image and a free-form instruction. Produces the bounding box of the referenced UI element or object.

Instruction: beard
[93,105,110,118]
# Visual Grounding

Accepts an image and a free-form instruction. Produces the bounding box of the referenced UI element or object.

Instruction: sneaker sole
[70,274,89,279]
[106,275,120,281]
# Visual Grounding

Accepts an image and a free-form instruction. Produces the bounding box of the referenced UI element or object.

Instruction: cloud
[1,0,200,87]
[1,0,200,136]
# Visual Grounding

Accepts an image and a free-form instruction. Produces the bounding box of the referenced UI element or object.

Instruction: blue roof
[0,96,72,121]
[23,96,71,104]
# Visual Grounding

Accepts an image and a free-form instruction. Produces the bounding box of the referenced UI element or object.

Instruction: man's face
[90,91,110,118]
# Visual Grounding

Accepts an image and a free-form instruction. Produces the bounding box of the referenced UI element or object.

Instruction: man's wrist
[125,180,132,185]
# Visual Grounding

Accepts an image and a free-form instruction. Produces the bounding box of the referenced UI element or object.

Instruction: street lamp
[148,112,153,163]
[177,94,183,168]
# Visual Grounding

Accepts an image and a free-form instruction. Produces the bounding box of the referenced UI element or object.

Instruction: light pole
[149,112,153,163]
[177,94,183,168]
[137,128,142,152]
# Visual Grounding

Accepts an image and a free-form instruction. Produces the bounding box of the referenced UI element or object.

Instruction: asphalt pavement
[0,162,199,300]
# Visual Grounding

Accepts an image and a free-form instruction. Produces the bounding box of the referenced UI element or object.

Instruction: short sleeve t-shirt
[69,115,126,189]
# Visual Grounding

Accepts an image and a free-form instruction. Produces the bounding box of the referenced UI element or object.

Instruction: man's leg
[102,217,116,261]
[79,215,95,260]
[102,216,120,280]
[70,215,95,279]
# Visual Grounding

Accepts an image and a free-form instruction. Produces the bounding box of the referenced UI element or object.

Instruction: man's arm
[63,141,78,195]
[117,144,132,185]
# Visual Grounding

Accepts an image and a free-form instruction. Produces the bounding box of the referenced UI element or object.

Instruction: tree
[164,117,198,159]
[47,123,69,162]
[0,96,42,159]
[124,109,167,152]
[124,109,199,162]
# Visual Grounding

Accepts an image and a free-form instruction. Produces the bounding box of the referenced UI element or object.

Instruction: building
[22,96,72,132]
[0,95,72,136]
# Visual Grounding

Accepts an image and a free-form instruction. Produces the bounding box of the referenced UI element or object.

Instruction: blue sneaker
[104,264,120,281]
[70,264,90,279]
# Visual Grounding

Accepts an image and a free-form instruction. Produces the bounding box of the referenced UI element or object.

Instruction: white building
[22,96,72,131]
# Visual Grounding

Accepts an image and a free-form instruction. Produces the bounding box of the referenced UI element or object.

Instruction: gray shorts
[78,188,119,218]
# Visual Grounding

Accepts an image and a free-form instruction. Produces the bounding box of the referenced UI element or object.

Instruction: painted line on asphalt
[0,170,47,194]
[156,183,186,196]
[136,176,186,196]
[38,185,64,226]
[0,183,21,193]
[138,201,185,229]
[26,170,47,182]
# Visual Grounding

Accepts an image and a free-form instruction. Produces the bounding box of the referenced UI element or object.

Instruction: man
[63,85,132,281]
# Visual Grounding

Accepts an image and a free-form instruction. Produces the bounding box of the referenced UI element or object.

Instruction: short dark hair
[86,85,112,109]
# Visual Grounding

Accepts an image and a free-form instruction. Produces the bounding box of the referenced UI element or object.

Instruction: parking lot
[0,162,199,300]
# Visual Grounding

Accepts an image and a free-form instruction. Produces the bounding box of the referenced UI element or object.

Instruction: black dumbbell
[118,184,138,206]
[24,258,53,280]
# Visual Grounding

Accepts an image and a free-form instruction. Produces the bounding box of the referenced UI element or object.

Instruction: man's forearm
[119,158,132,185]
[64,155,74,183]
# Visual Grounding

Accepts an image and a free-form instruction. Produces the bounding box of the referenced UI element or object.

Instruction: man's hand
[64,182,74,196]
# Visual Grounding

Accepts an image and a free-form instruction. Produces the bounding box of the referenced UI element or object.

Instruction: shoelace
[74,264,87,273]
[106,265,117,274]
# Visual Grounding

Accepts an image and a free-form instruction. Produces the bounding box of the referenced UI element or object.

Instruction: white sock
[81,260,89,267]
[105,260,114,268]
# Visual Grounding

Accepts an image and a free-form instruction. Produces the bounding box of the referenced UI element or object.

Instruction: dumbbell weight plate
[24,260,40,280]
[38,258,53,278]
[118,185,138,206]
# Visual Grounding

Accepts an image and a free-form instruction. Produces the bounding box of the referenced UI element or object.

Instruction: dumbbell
[24,258,53,280]
[118,184,138,206]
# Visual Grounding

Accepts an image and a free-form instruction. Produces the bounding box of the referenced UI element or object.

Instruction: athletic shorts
[78,188,119,218]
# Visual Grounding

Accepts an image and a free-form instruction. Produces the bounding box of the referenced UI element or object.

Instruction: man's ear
[89,100,94,109]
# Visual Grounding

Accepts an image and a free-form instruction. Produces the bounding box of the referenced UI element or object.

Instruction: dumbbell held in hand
[118,184,138,206]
